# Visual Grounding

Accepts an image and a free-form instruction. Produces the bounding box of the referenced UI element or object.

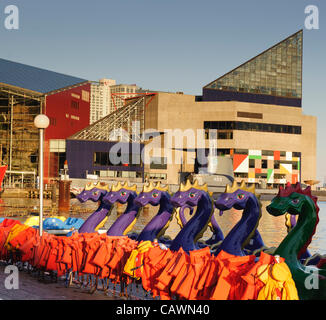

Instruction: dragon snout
[171,195,188,207]
[103,193,118,205]
[214,195,234,211]
[134,195,148,207]
[266,198,289,216]
[76,193,88,203]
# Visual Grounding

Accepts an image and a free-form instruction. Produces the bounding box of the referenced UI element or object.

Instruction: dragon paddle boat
[214,181,265,256]
[169,180,214,253]
[102,182,141,236]
[77,182,112,233]
[266,182,326,300]
[175,197,224,250]
[133,181,175,243]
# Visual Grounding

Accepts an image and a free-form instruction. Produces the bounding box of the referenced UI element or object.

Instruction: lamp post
[34,114,49,236]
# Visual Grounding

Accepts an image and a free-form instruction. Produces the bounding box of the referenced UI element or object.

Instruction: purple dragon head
[103,182,138,205]
[214,181,256,212]
[171,180,209,208]
[171,188,207,207]
[134,182,169,207]
[76,182,110,203]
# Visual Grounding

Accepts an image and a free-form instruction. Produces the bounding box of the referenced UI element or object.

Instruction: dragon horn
[239,180,246,189]
[247,183,256,194]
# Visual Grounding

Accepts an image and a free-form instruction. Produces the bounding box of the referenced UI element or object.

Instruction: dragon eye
[237,193,244,200]
[152,192,159,198]
[189,192,196,198]
[292,198,300,204]
[120,191,127,196]
[93,191,98,196]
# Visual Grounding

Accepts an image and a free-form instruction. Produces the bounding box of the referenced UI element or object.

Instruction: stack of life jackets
[122,244,299,300]
[1,227,138,283]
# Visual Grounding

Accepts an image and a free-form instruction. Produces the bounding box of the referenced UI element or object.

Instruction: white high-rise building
[90,78,116,124]
[110,84,139,113]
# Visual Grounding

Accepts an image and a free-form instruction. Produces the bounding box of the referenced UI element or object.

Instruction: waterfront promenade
[0,263,122,300]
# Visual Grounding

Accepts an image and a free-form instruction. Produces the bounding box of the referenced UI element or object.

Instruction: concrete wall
[143,92,316,185]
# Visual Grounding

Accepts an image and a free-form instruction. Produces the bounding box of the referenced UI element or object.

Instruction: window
[49,117,56,126]
[71,100,79,109]
[234,149,248,155]
[93,152,142,167]
[234,173,248,178]
[262,150,274,156]
[217,131,233,139]
[100,152,108,166]
[49,140,66,153]
[147,173,167,180]
[249,159,255,168]
[217,149,231,155]
[237,111,263,119]
[30,154,38,163]
[204,121,301,135]
[150,157,167,170]
[262,160,268,169]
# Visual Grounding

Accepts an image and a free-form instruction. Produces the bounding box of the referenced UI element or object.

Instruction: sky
[0,0,325,182]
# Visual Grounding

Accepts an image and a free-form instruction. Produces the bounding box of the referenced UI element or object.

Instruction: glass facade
[93,152,142,167]
[204,30,302,99]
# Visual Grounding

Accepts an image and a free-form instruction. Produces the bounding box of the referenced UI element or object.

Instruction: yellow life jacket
[5,224,30,250]
[124,241,154,279]
[257,262,299,300]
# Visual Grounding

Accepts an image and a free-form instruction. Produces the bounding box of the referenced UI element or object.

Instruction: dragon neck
[275,199,317,265]
[107,192,140,236]
[78,197,112,233]
[219,196,261,256]
[210,212,224,240]
[178,206,189,227]
[178,204,223,244]
[170,192,213,253]
[137,192,174,242]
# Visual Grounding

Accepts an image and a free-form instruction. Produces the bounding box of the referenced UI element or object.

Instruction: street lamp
[34,114,49,236]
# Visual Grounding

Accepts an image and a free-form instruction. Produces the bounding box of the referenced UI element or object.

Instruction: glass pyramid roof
[204,30,303,99]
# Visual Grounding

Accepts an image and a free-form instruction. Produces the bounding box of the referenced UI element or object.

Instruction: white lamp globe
[34,114,50,129]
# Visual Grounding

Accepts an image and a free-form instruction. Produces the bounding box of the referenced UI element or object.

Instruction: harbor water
[1,197,325,256]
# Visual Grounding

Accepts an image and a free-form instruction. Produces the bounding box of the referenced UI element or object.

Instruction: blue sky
[0,0,325,182]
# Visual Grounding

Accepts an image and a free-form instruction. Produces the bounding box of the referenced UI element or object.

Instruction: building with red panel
[0,58,90,186]
[44,83,91,181]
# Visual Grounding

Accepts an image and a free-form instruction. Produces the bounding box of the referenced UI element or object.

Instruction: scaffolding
[70,93,156,142]
[0,83,44,187]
